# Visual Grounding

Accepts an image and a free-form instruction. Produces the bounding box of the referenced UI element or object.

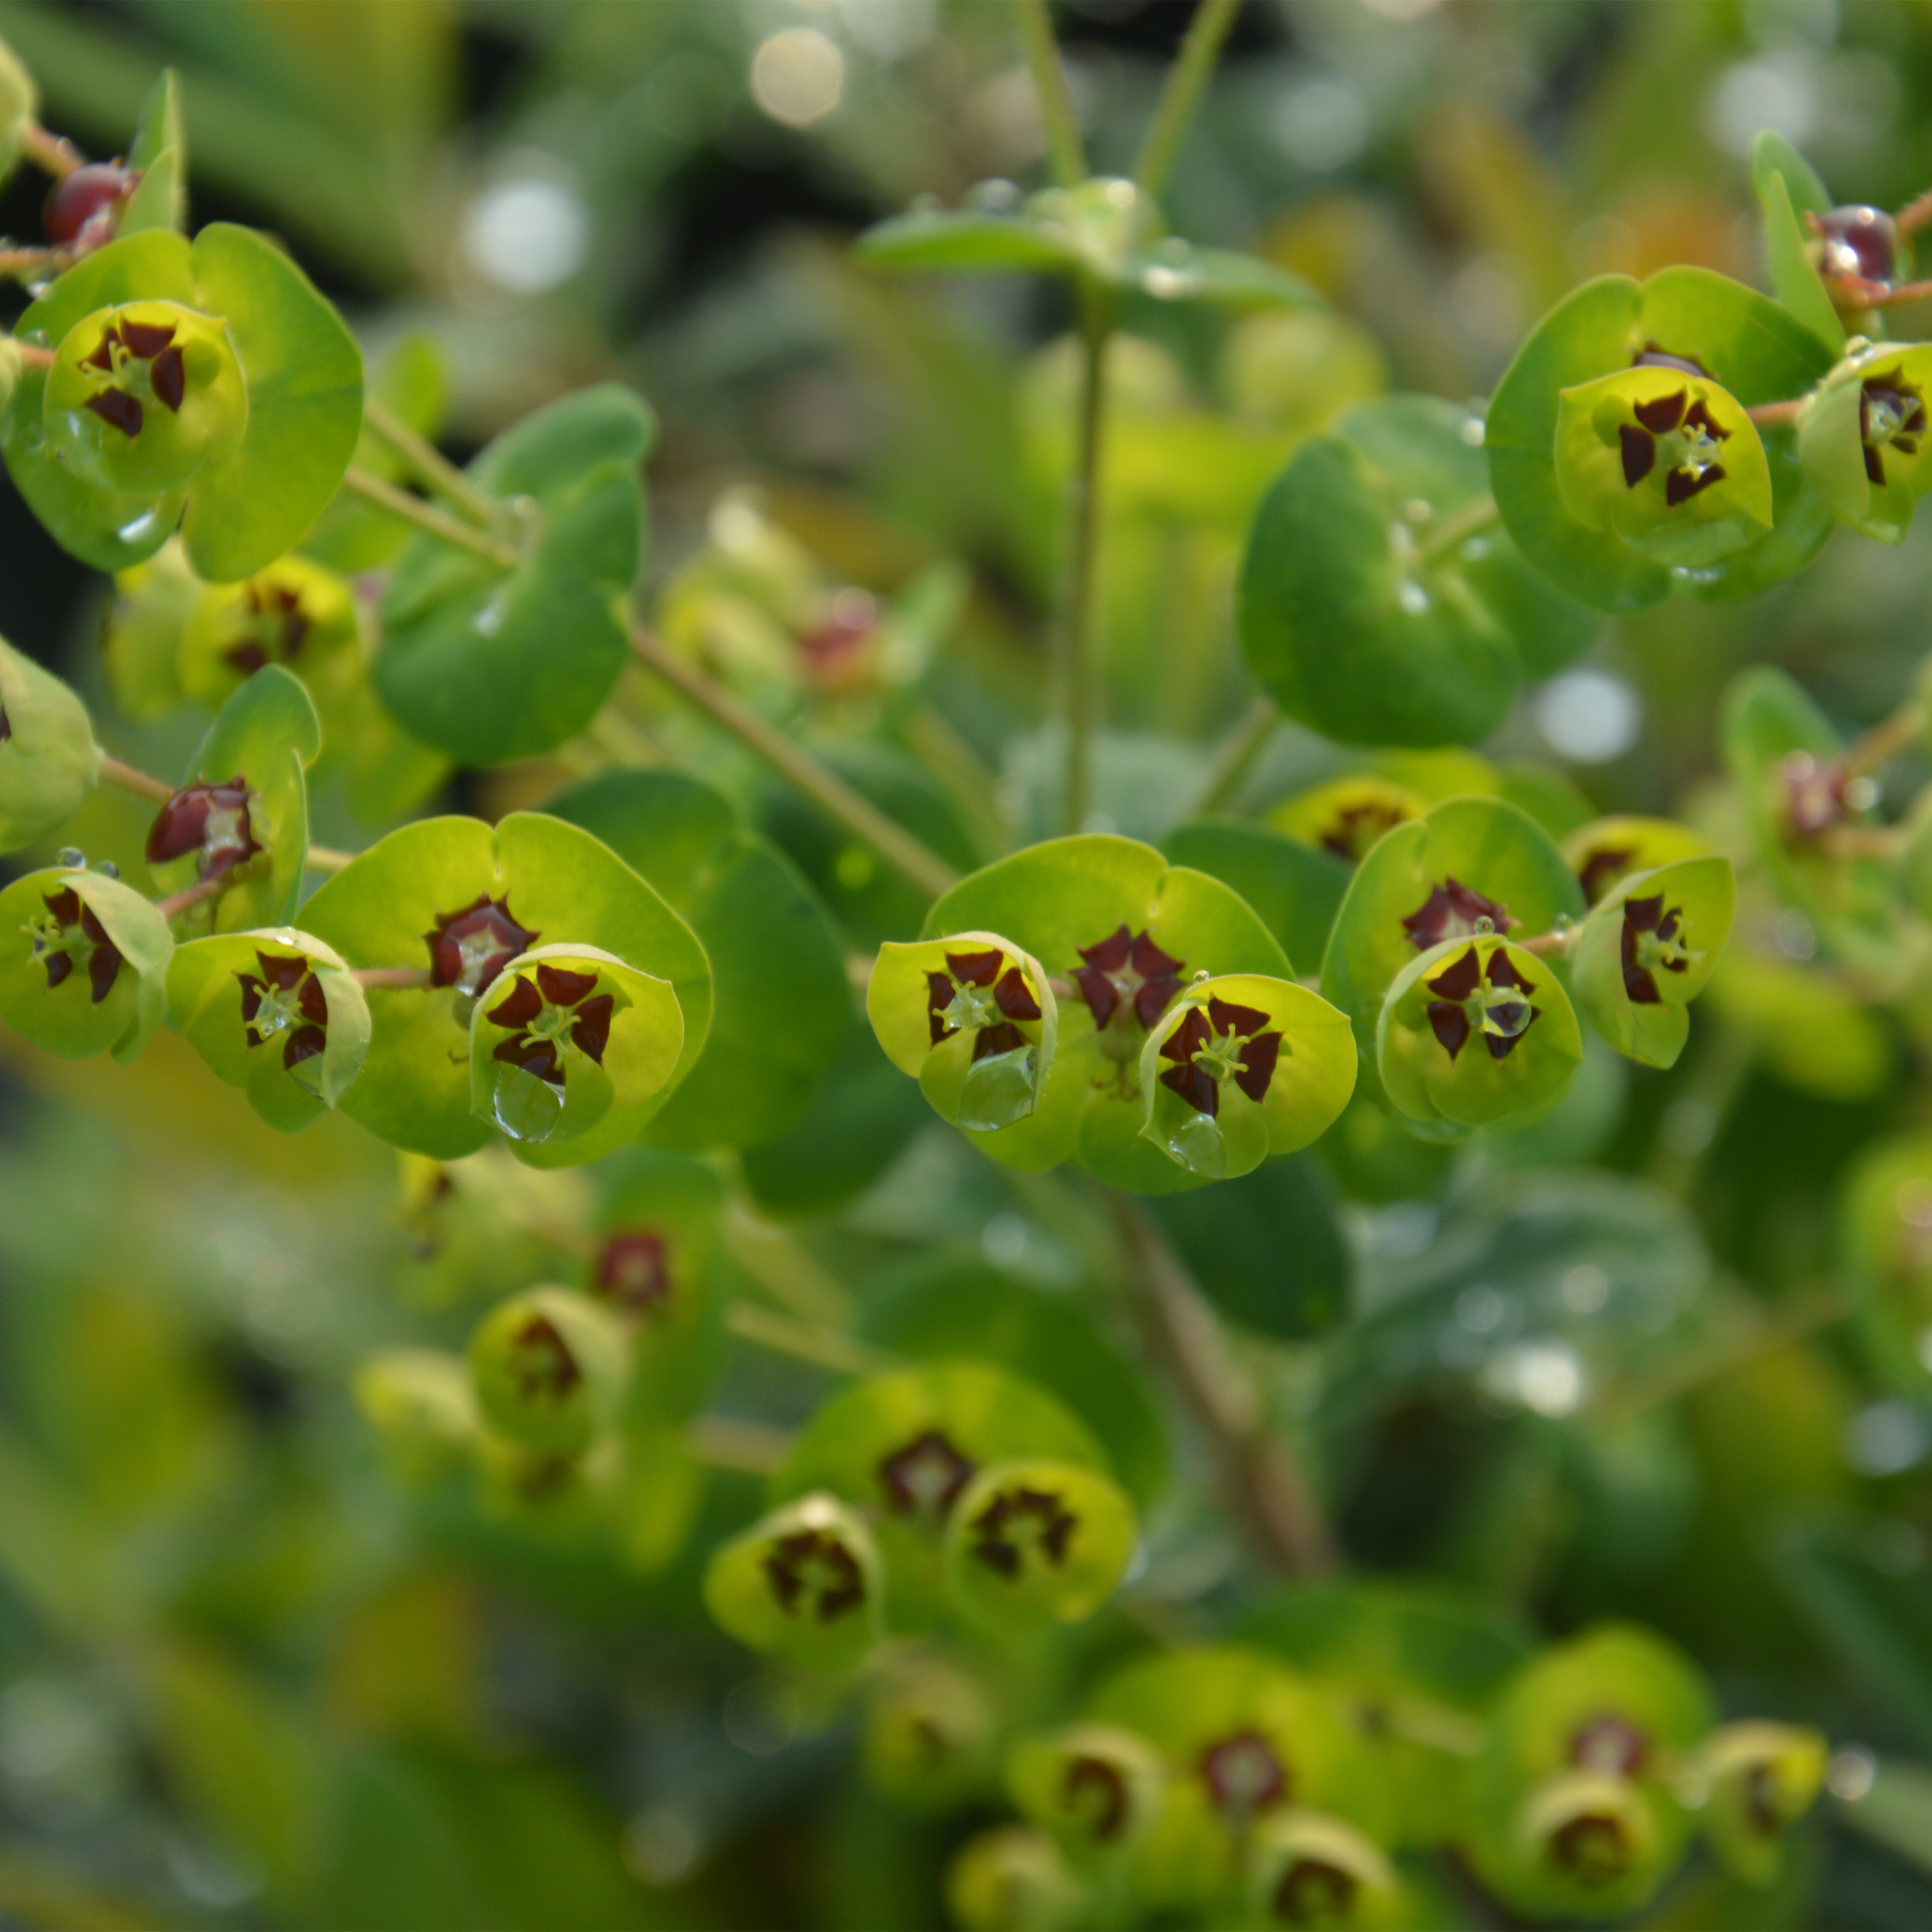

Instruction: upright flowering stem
[1062,294,1112,834]
[1015,0,1087,191]
[1132,0,1243,202]
[1112,1196,1339,1578]
[340,467,518,569]
[360,396,502,532]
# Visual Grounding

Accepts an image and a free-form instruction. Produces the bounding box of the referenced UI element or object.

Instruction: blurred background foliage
[5,0,1932,1926]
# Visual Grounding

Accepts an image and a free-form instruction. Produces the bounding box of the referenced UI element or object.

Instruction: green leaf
[922,835,1292,1192]
[739,1017,931,1219]
[1488,269,1835,614]
[0,35,34,178]
[1149,1155,1352,1341]
[467,944,684,1152]
[127,66,183,178]
[1321,795,1585,1113]
[375,384,654,766]
[1772,1513,1932,1756]
[117,146,183,238]
[151,664,318,936]
[943,1458,1136,1631]
[855,203,1080,276]
[2,225,363,582]
[860,1253,1168,1503]
[544,768,850,1151]
[0,633,97,853]
[297,812,711,1160]
[0,867,171,1064]
[1123,242,1322,312]
[1571,856,1734,1069]
[1841,1758,1932,1881]
[166,926,369,1132]
[1752,133,1845,349]
[1139,973,1357,1179]
[1161,817,1351,980]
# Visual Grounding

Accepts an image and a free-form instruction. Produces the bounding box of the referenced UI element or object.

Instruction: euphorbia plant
[12,5,1932,1928]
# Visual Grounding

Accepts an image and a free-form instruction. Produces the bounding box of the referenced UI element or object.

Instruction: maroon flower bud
[1570,1714,1649,1777]
[1200,1729,1289,1824]
[1401,877,1513,950]
[1072,924,1184,1031]
[877,1428,978,1523]
[145,778,260,881]
[592,1229,671,1314]
[424,895,539,998]
[43,161,136,249]
[1810,204,1904,287]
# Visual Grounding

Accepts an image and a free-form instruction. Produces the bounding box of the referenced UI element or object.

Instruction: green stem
[360,396,501,530]
[724,1302,889,1378]
[1132,0,1242,200]
[1898,185,1932,238]
[20,124,82,179]
[96,755,174,807]
[1016,0,1087,190]
[1833,273,1932,311]
[629,620,960,901]
[1747,398,1806,429]
[1061,293,1113,834]
[1843,698,1926,778]
[1189,695,1280,817]
[1110,1195,1338,1577]
[722,1205,858,1327]
[1415,492,1501,563]
[1,261,68,296]
[340,466,518,569]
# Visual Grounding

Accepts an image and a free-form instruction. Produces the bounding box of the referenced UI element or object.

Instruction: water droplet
[1140,265,1197,300]
[57,847,84,869]
[1395,580,1429,615]
[492,1064,564,1143]
[967,178,1020,213]
[1103,179,1137,210]
[1405,497,1433,523]
[958,1046,1037,1132]
[1165,1111,1229,1179]
[1459,537,1492,561]
[473,593,508,638]
[116,509,160,542]
[1474,915,1495,934]
[1458,416,1486,447]
[94,860,119,880]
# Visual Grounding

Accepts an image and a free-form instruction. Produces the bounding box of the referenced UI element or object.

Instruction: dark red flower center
[78,315,187,440]
[926,946,1043,1063]
[1423,944,1540,1063]
[1319,800,1408,863]
[236,949,330,1073]
[1072,924,1184,1034]
[1273,1858,1358,1928]
[508,1313,581,1403]
[1577,843,1636,905]
[967,1482,1077,1578]
[425,895,540,998]
[223,580,313,676]
[1157,995,1283,1118]
[763,1527,868,1622]
[26,885,123,1005]
[484,961,615,1090]
[1062,1756,1129,1841]
[146,777,260,881]
[1859,368,1927,486]
[592,1229,671,1314]
[1619,893,1694,1006]
[1200,1729,1290,1823]
[877,1428,977,1523]
[1550,1812,1632,1886]
[1616,386,1730,507]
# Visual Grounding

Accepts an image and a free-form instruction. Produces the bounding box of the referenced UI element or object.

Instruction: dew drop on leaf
[492,1063,565,1143]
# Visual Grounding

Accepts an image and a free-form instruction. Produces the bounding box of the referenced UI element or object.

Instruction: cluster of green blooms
[0,16,1925,1924]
